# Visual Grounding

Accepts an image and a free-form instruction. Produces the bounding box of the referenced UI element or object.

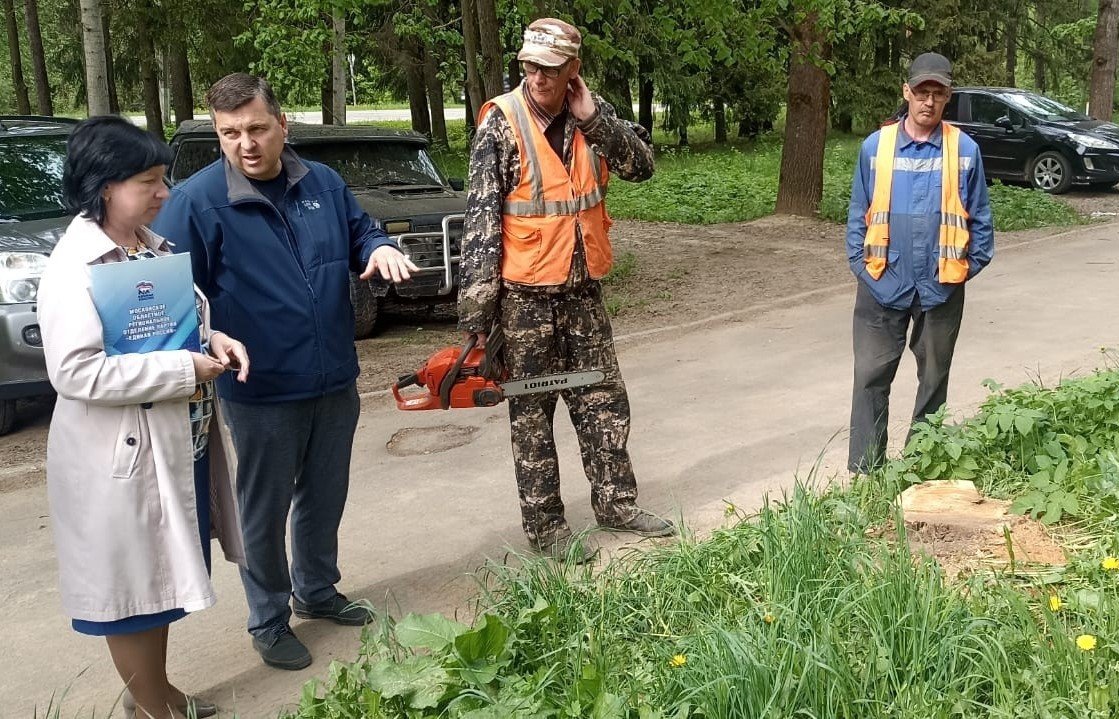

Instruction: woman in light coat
[37,116,249,719]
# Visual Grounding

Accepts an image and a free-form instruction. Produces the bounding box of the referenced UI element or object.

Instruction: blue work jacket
[846,120,994,310]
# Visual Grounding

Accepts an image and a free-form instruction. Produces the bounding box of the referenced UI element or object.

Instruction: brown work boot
[529,527,598,565]
[603,508,677,538]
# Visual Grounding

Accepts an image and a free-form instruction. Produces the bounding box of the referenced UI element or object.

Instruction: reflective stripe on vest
[863,121,971,284]
[480,87,613,285]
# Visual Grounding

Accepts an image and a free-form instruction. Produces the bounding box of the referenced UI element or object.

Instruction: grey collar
[224,146,310,204]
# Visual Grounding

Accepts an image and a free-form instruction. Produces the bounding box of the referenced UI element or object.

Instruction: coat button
[126,437,137,446]
[141,402,153,410]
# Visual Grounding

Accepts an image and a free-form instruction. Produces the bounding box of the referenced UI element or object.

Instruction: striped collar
[521,80,568,127]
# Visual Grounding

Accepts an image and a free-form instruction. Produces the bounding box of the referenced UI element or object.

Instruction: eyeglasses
[910,88,951,103]
[522,61,566,79]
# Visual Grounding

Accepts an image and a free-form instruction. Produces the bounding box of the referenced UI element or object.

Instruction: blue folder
[90,253,201,356]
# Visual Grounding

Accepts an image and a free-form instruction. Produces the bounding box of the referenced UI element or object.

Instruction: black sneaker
[252,625,312,670]
[293,592,372,626]
[603,508,677,537]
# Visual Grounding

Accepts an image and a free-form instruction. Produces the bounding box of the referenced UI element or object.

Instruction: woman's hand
[190,352,225,382]
[208,332,250,383]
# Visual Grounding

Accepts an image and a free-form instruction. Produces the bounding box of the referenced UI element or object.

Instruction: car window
[943,93,961,122]
[1000,92,1089,122]
[170,139,221,183]
[298,141,447,188]
[0,135,69,222]
[969,95,1015,125]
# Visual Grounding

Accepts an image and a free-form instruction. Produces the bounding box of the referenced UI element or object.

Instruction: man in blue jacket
[152,73,416,670]
[846,53,994,474]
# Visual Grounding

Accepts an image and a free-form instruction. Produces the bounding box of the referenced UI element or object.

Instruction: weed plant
[285,356,1119,718]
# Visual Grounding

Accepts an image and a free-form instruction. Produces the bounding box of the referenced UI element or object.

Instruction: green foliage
[986,181,1083,231]
[889,359,1119,526]
[285,361,1119,718]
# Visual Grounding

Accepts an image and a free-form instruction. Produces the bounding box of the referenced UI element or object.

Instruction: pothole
[386,424,480,456]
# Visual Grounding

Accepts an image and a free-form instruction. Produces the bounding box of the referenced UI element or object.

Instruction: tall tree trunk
[638,57,654,134]
[461,0,485,117]
[406,53,432,136]
[168,39,192,125]
[78,0,110,115]
[1004,15,1018,87]
[507,55,521,89]
[603,63,634,122]
[775,15,831,217]
[1089,0,1119,120]
[23,0,51,114]
[424,46,447,145]
[475,0,504,99]
[136,3,162,139]
[3,0,32,114]
[713,94,726,144]
[101,8,118,113]
[330,11,346,125]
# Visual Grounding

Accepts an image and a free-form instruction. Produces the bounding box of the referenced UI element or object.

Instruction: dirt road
[3,194,1118,716]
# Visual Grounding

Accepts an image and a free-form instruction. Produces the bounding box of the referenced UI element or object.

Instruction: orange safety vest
[479,87,613,285]
[864,121,970,284]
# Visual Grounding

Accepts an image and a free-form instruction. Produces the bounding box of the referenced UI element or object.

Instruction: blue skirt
[72,451,212,636]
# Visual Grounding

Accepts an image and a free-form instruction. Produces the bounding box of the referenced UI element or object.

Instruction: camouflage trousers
[500,282,640,544]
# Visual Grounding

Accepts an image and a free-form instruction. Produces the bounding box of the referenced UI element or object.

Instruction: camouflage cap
[517,18,581,68]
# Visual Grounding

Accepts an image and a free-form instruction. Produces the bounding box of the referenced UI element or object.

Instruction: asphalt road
[5,221,1117,717]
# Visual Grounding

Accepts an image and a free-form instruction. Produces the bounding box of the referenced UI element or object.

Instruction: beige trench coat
[38,215,245,622]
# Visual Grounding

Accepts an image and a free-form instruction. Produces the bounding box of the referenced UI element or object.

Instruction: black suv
[0,115,75,434]
[944,87,1119,193]
[167,121,466,337]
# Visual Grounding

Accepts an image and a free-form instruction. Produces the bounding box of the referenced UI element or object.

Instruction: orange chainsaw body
[392,343,506,410]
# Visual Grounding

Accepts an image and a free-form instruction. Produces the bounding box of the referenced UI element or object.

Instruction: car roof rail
[0,115,80,132]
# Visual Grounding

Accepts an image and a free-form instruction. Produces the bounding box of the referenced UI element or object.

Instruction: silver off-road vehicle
[0,115,75,435]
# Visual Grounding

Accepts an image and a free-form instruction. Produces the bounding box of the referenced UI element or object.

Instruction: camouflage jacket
[457,92,654,333]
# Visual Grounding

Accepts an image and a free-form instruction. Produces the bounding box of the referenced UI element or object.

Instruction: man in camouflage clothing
[458,17,676,562]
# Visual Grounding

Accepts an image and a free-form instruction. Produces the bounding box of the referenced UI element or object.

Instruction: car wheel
[1030,151,1073,194]
[350,272,381,339]
[0,399,15,436]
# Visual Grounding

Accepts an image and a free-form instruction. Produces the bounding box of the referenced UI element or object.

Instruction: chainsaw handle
[437,334,477,410]
[392,380,445,411]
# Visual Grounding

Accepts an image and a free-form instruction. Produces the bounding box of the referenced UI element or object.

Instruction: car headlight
[1068,132,1119,151]
[0,251,49,304]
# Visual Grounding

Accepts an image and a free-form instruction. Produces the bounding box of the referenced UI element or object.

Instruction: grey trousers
[222,383,360,639]
[848,282,965,473]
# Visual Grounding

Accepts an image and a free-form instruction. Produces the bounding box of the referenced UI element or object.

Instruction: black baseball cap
[908,52,952,87]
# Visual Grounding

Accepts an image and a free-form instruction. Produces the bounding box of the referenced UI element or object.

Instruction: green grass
[283,355,1119,718]
[366,118,1084,233]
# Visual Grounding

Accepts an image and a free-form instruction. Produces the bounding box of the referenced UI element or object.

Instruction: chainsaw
[392,334,605,410]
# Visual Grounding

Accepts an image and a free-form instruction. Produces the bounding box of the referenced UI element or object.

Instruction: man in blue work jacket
[153,73,417,671]
[846,52,994,474]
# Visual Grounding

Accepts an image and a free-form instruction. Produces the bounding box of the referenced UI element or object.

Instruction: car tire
[0,399,15,436]
[350,272,381,339]
[1030,151,1073,194]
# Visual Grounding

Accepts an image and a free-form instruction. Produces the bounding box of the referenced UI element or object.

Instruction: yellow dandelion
[724,503,737,517]
[1049,596,1062,612]
[763,613,776,624]
[1101,557,1119,571]
[1076,634,1098,651]
[670,654,687,667]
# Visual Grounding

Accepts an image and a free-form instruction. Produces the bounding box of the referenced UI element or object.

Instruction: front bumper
[1074,150,1119,184]
[0,302,51,400]
[391,214,465,299]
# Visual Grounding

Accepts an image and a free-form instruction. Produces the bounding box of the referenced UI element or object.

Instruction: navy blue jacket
[846,120,994,310]
[152,149,395,403]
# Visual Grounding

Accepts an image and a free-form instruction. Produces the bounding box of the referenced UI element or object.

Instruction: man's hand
[566,75,596,122]
[361,245,419,283]
[465,331,487,349]
[208,331,250,383]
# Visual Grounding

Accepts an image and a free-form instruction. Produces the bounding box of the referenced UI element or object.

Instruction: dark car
[0,115,75,435]
[167,121,466,337]
[943,87,1119,194]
